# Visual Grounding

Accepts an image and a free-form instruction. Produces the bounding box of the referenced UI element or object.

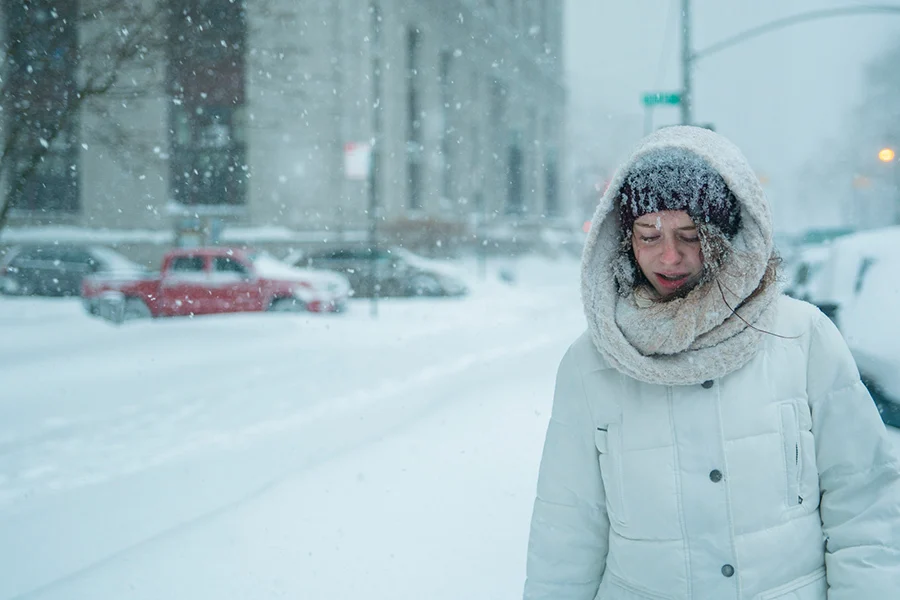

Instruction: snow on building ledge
[0,225,370,246]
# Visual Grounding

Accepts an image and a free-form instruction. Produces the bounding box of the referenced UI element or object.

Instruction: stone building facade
[2,0,566,252]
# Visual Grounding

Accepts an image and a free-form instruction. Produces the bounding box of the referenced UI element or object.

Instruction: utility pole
[332,0,347,240]
[680,0,693,125]
[369,1,382,317]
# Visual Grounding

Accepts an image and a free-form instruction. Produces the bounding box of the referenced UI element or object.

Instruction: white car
[784,243,831,305]
[808,226,900,329]
[836,228,900,423]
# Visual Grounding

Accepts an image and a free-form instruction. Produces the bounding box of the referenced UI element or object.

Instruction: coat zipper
[781,403,802,507]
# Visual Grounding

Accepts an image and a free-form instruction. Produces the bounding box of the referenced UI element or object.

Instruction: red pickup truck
[82,247,351,320]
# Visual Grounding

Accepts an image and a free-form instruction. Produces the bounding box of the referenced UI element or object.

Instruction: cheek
[689,246,704,270]
[631,241,651,272]
[631,239,642,266]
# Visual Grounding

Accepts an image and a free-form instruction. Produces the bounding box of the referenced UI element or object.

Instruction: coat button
[709,469,723,482]
[702,380,714,389]
[721,564,735,577]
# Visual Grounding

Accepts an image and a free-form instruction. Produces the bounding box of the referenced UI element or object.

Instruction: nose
[659,237,681,265]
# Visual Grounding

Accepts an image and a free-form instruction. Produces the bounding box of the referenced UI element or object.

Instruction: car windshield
[2,3,899,599]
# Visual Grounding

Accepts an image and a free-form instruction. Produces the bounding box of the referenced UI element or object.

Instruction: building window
[506,134,524,215]
[369,2,383,208]
[406,26,422,210]
[167,0,248,208]
[545,150,559,217]
[468,69,482,215]
[438,49,453,206]
[2,0,80,213]
[489,77,506,193]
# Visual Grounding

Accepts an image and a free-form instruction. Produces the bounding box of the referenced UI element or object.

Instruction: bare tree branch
[1,0,168,232]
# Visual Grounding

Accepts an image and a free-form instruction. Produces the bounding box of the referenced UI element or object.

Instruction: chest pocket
[780,400,819,510]
[594,425,628,528]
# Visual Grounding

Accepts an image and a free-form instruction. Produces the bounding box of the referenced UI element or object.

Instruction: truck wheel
[123,298,152,320]
[269,297,306,312]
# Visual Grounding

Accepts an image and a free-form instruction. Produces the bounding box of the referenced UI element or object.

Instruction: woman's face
[632,210,704,298]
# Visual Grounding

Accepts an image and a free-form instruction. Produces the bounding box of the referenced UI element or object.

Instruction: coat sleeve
[523,344,609,600]
[806,312,900,598]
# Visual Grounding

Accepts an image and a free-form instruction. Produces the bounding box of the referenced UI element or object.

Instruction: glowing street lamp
[878,147,896,163]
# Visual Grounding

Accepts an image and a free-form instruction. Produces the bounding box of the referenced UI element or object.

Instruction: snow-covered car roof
[281,245,468,284]
[88,245,149,275]
[387,246,468,282]
[250,252,350,290]
[816,226,900,306]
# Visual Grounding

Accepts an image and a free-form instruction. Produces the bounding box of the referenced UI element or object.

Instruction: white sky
[564,0,900,233]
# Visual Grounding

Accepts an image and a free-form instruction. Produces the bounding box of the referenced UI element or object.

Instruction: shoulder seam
[570,347,598,426]
[572,332,615,373]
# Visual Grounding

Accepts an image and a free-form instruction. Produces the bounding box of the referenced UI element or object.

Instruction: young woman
[523,126,900,600]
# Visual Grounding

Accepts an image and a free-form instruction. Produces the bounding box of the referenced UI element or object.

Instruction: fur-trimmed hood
[580,126,779,386]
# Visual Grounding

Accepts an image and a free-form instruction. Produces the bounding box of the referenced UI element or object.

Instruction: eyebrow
[634,222,697,230]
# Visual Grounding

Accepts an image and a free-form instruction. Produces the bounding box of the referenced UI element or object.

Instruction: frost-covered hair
[617,147,741,238]
[613,147,744,298]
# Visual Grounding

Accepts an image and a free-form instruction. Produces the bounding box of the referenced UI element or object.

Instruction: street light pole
[680,0,693,125]
[692,5,900,62]
[882,147,900,225]
[369,1,382,318]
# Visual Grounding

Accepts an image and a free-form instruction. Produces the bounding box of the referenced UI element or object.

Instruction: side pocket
[594,426,627,527]
[757,566,826,599]
[598,573,676,599]
[780,403,802,507]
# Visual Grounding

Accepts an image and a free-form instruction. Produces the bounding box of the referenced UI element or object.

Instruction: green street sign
[642,92,682,106]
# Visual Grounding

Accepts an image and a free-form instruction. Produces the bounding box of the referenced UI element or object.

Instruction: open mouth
[655,273,690,290]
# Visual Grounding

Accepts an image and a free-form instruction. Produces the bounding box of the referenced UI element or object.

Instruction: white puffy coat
[524,295,900,599]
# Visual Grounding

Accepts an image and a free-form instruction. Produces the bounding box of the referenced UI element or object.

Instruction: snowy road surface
[1,256,897,600]
[0,257,586,600]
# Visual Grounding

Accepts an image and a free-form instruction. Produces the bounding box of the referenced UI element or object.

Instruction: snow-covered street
[0,257,587,600]
[2,255,898,600]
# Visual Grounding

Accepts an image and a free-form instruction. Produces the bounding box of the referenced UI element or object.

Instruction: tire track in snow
[0,322,570,511]
[5,327,575,600]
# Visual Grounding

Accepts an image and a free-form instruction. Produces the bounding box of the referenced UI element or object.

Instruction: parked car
[839,244,900,426]
[784,243,831,305]
[81,247,350,320]
[285,245,468,298]
[807,226,900,329]
[0,243,147,297]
